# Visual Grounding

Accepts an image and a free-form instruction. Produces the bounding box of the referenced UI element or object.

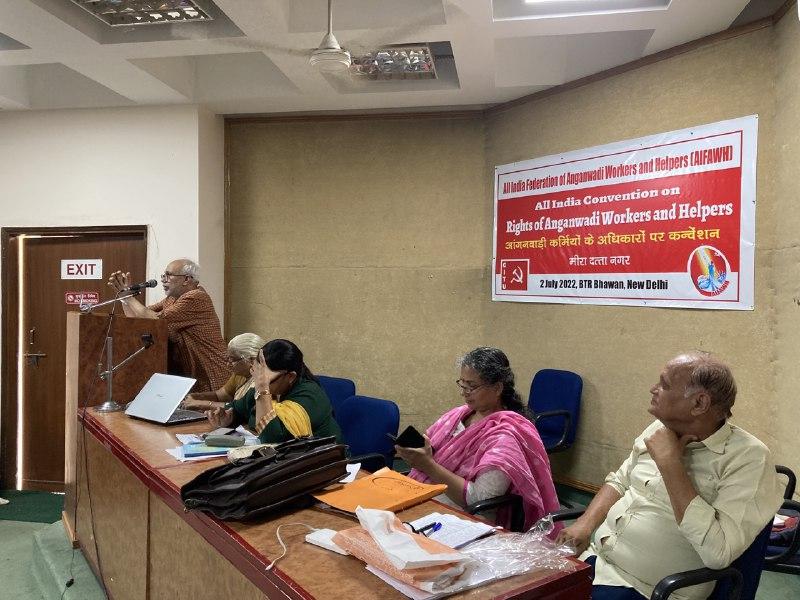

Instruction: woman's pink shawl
[409,405,560,531]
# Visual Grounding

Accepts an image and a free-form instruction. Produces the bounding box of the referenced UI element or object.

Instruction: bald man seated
[108,258,228,393]
[557,351,784,600]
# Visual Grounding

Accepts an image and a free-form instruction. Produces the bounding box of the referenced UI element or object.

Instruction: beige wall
[227,16,799,488]
[227,117,488,428]
[770,13,800,483]
[485,26,781,483]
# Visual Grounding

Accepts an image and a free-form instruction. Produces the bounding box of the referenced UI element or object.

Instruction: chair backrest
[764,466,800,576]
[765,499,800,575]
[335,395,400,472]
[710,521,771,600]
[528,369,583,450]
[776,464,796,499]
[316,375,356,416]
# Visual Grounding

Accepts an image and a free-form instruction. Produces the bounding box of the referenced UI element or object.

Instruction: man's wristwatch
[254,388,270,400]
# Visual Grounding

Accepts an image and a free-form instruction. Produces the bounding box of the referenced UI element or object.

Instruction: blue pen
[417,521,442,536]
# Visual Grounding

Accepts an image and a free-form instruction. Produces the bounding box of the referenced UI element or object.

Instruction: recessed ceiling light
[70,1,213,27]
[351,46,437,80]
[499,0,668,20]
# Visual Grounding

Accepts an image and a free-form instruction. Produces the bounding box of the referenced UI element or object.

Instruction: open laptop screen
[125,373,197,424]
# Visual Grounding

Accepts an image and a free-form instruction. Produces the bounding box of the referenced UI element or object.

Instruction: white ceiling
[0,0,782,115]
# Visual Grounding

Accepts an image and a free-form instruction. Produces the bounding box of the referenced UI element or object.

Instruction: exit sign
[61,259,103,280]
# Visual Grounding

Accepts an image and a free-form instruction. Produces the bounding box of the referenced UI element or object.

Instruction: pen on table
[416,521,442,536]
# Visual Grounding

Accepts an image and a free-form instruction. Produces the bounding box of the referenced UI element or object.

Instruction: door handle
[24,352,47,366]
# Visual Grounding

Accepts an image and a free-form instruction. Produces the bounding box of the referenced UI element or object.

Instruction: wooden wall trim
[773,1,796,25]
[0,230,19,489]
[554,474,602,495]
[1,225,148,236]
[225,110,484,125]
[223,120,232,340]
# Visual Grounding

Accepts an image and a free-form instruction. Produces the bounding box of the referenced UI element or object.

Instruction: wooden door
[1,227,147,491]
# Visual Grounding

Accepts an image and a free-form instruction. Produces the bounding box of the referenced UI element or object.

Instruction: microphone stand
[80,289,152,413]
[95,334,154,413]
[79,289,141,314]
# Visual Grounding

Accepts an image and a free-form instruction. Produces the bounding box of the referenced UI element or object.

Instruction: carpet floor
[0,489,64,523]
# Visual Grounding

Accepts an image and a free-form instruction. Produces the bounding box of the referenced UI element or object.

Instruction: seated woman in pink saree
[396,347,560,532]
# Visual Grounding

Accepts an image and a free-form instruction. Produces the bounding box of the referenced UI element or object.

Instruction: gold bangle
[255,410,277,434]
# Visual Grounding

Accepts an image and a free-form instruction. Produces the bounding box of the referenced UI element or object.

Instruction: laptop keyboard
[167,409,205,423]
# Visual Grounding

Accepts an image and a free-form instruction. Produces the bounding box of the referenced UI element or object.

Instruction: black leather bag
[181,436,348,521]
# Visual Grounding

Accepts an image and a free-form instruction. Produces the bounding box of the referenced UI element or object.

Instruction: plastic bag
[459,514,577,579]
[333,507,473,592]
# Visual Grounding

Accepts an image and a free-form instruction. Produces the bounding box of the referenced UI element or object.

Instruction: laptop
[125,373,206,426]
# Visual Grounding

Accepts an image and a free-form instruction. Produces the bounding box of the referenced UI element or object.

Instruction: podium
[63,311,167,544]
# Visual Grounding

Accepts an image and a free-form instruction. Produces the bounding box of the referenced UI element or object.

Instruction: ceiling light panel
[70,1,213,27]
[351,46,437,80]
[494,0,669,21]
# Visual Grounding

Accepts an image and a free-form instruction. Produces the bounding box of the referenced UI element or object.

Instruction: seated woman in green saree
[205,338,342,444]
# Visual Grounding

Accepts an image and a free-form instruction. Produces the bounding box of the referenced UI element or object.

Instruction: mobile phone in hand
[388,425,426,448]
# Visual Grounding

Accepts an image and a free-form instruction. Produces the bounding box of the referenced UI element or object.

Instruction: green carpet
[0,520,48,600]
[31,522,106,600]
[0,520,106,600]
[0,490,64,523]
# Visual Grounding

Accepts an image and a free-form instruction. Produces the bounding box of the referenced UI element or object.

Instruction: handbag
[181,436,348,521]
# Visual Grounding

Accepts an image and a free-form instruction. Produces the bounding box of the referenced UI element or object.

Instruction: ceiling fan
[164,0,454,78]
[306,0,438,79]
[308,0,352,72]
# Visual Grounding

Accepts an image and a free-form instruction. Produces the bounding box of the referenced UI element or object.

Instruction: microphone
[123,279,158,292]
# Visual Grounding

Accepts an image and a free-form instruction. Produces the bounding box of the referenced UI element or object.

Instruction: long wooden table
[66,410,591,600]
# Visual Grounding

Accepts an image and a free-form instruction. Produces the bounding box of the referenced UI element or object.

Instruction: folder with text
[313,468,447,513]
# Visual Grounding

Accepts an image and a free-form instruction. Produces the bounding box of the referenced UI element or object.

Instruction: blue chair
[764,465,800,575]
[335,395,400,473]
[528,369,583,454]
[317,375,356,417]
[552,464,795,599]
[549,509,772,600]
[651,522,771,600]
[764,502,800,574]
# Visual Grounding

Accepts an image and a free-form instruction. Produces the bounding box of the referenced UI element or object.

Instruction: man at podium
[107,258,229,392]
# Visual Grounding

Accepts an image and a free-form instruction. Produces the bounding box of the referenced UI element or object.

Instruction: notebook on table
[125,373,205,426]
[181,443,230,458]
[312,467,447,513]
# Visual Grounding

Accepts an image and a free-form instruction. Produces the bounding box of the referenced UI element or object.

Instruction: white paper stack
[406,512,498,549]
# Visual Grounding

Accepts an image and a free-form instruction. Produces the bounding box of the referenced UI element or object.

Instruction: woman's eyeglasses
[455,379,490,394]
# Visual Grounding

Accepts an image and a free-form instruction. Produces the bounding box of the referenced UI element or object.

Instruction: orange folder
[313,468,447,513]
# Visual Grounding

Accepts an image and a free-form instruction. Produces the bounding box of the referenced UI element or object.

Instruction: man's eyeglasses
[160,271,189,281]
[227,356,249,366]
[455,379,490,394]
